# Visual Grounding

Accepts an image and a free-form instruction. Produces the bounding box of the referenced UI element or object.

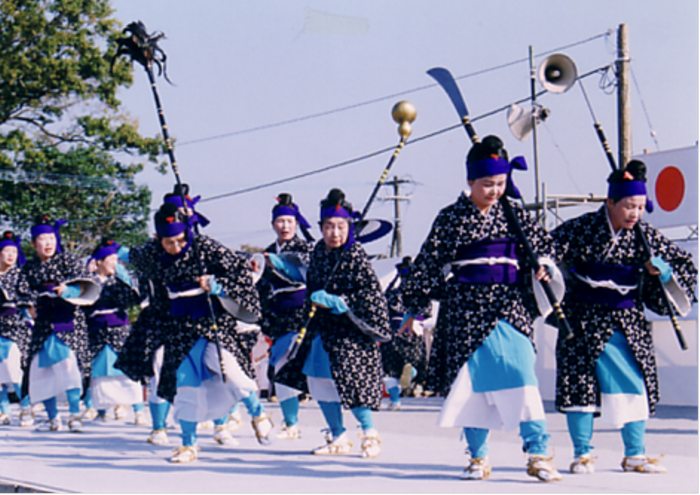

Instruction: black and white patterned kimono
[115,271,169,385]
[126,235,262,404]
[17,252,100,396]
[402,193,551,397]
[283,241,390,411]
[380,274,428,381]
[0,267,32,371]
[85,273,141,359]
[551,206,697,416]
[258,237,313,342]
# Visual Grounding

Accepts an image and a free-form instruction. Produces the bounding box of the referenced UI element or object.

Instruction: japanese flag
[632,145,698,229]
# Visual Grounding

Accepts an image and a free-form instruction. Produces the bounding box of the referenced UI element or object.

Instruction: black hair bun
[173,183,190,197]
[154,201,183,225]
[466,134,509,164]
[607,159,648,184]
[276,193,293,207]
[33,214,51,226]
[321,188,353,212]
[624,160,647,182]
[327,188,345,205]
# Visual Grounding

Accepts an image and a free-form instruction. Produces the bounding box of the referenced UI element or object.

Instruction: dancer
[17,216,100,433]
[116,186,209,445]
[257,193,314,440]
[0,231,33,426]
[380,256,429,411]
[83,239,146,425]
[281,188,390,458]
[551,160,697,474]
[125,202,271,463]
[401,136,563,481]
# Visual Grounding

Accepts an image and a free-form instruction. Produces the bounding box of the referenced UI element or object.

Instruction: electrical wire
[630,65,660,151]
[177,31,611,147]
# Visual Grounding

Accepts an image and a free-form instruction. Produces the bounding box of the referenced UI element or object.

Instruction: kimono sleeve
[639,222,697,316]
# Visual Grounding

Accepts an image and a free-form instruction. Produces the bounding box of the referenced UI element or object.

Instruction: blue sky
[109,0,698,255]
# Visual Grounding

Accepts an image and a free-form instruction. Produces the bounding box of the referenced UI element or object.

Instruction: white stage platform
[0,397,696,493]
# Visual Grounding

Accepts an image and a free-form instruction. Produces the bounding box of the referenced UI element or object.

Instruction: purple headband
[30,219,67,254]
[467,155,528,199]
[320,205,359,249]
[0,236,26,266]
[155,219,189,238]
[608,180,654,212]
[164,195,210,228]
[91,241,121,262]
[467,155,512,181]
[320,205,352,221]
[273,204,312,230]
[607,180,647,199]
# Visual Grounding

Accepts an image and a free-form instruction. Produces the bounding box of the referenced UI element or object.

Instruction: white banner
[632,145,698,229]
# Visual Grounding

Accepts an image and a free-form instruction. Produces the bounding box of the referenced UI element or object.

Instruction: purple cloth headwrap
[608,180,654,212]
[164,194,210,228]
[607,180,647,199]
[91,241,121,263]
[0,235,26,266]
[273,204,312,231]
[466,155,528,199]
[320,205,359,249]
[155,219,189,238]
[30,219,67,254]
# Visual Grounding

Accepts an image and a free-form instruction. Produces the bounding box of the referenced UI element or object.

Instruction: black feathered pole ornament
[112,21,229,380]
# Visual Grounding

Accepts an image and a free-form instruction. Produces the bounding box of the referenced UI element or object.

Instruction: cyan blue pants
[0,383,30,413]
[567,411,646,457]
[463,419,550,458]
[318,401,374,438]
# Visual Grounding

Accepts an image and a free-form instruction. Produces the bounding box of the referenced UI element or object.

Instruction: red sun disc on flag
[655,166,685,212]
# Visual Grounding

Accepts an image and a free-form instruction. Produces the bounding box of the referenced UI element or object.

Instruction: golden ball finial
[392,101,416,138]
[392,101,417,124]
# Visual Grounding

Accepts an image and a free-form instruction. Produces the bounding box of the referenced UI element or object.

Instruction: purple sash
[38,283,75,333]
[272,288,306,311]
[88,310,129,330]
[0,306,18,317]
[452,238,521,285]
[167,281,218,320]
[572,262,640,309]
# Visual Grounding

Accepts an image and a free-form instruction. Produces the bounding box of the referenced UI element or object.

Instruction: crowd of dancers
[0,135,696,481]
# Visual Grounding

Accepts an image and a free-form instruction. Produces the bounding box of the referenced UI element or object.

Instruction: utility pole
[379,176,412,257]
[617,23,631,168]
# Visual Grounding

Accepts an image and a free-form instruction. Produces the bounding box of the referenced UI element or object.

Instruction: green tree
[0,0,165,257]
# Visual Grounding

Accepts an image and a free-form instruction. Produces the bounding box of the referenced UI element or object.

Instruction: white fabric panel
[173,343,257,423]
[90,376,143,409]
[275,383,301,402]
[438,362,546,432]
[29,353,82,403]
[600,391,650,429]
[148,346,166,404]
[306,377,341,403]
[0,342,22,385]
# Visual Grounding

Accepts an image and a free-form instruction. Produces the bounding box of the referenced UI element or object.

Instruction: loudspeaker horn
[537,53,578,94]
[507,103,550,141]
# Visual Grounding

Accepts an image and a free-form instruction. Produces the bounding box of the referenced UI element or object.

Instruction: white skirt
[438,362,546,432]
[29,352,82,404]
[0,342,22,385]
[89,376,144,409]
[275,383,301,402]
[306,377,341,403]
[173,342,258,423]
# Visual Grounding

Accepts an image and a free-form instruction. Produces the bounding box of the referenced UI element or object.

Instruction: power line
[178,31,611,147]
[197,87,559,204]
[630,65,660,152]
